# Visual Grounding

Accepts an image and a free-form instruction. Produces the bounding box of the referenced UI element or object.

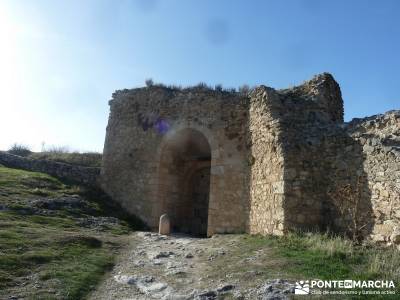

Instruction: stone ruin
[100,73,400,243]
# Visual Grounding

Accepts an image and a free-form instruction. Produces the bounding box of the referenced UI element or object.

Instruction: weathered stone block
[159,214,170,235]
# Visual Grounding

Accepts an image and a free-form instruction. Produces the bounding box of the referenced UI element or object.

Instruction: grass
[0,165,143,299]
[2,164,399,299]
[29,152,102,168]
[0,216,115,299]
[239,233,400,299]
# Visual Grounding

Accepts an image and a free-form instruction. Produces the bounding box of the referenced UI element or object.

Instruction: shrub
[301,232,355,257]
[167,84,182,90]
[154,83,167,88]
[44,145,71,154]
[195,82,209,89]
[367,247,400,282]
[145,78,154,87]
[8,143,32,157]
[239,84,250,95]
[215,84,223,92]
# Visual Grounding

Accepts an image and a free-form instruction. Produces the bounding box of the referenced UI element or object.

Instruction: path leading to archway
[89,232,296,300]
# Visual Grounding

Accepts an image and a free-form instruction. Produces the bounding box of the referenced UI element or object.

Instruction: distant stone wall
[346,111,400,243]
[0,151,100,186]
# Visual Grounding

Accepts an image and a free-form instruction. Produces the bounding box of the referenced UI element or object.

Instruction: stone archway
[156,128,211,236]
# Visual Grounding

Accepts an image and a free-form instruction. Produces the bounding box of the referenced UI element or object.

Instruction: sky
[0,0,399,152]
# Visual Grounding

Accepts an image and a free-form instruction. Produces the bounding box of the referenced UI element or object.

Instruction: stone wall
[268,74,372,237]
[281,76,340,232]
[244,73,396,239]
[319,128,372,239]
[101,73,399,240]
[246,73,362,235]
[346,111,400,243]
[247,86,285,235]
[101,86,250,235]
[0,151,100,186]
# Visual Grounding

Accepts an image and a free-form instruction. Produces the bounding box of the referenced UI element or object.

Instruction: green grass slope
[28,152,102,168]
[0,165,142,299]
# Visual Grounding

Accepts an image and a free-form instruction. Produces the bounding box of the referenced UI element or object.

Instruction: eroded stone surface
[346,110,400,243]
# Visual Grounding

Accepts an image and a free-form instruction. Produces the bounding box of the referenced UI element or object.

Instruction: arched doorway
[157,128,211,237]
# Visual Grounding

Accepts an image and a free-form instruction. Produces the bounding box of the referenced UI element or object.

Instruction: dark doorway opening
[158,129,211,237]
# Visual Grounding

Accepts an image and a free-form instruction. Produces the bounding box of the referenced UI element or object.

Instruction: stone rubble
[89,232,296,300]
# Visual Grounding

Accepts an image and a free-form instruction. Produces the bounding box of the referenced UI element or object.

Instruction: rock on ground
[89,232,296,300]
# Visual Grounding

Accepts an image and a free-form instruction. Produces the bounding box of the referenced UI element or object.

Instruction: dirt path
[90,232,296,300]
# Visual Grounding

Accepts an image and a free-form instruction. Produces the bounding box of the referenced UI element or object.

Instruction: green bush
[8,143,32,157]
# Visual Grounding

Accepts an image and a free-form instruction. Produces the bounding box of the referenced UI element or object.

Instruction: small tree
[196,82,209,89]
[145,78,154,87]
[215,84,223,92]
[45,145,71,154]
[239,84,250,95]
[8,143,32,157]
[327,175,368,242]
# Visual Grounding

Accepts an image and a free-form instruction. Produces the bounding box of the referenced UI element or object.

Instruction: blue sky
[0,0,399,152]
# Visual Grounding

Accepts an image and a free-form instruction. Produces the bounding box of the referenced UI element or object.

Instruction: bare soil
[89,232,296,300]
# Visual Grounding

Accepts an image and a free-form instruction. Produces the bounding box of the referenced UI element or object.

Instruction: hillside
[28,152,102,168]
[0,165,143,299]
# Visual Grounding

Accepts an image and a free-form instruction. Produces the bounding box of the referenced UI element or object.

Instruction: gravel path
[89,232,296,300]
